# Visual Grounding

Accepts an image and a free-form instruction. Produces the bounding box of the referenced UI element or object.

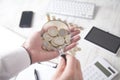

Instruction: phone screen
[19,11,33,28]
[85,27,120,53]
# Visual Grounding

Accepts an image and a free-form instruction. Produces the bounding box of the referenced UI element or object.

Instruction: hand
[23,27,80,63]
[52,54,83,80]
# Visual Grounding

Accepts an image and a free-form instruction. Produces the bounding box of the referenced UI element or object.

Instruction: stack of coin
[42,27,71,51]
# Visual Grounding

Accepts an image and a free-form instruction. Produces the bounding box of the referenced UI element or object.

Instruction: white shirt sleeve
[0,47,31,80]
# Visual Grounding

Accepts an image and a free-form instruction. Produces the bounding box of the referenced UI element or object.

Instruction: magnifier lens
[41,20,71,53]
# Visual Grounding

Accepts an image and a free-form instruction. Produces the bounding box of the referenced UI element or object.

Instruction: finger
[64,55,76,71]
[71,30,80,37]
[64,42,77,51]
[70,27,78,32]
[66,35,80,52]
[71,35,80,43]
[76,59,83,80]
[70,26,81,31]
[70,27,75,32]
[54,57,66,77]
[76,59,81,70]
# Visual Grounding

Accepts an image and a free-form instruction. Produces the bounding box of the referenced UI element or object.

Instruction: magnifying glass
[41,20,72,56]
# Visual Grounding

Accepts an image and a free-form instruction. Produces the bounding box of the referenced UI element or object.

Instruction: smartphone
[19,11,33,28]
[85,27,120,54]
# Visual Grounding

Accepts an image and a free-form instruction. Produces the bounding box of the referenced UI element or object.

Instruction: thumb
[53,57,66,78]
[57,56,66,72]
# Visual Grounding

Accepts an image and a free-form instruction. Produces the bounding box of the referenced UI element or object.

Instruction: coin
[48,27,58,37]
[53,36,65,46]
[65,34,71,45]
[42,25,72,51]
[58,28,68,36]
[43,32,53,41]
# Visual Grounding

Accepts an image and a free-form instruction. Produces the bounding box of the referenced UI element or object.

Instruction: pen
[34,69,40,80]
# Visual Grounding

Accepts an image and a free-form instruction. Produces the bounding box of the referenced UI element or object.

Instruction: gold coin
[43,32,53,41]
[51,39,59,47]
[43,40,54,51]
[58,28,68,36]
[53,36,65,46]
[48,27,58,37]
[65,34,71,45]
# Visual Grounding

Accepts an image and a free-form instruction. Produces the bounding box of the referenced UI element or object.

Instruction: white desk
[0,0,120,80]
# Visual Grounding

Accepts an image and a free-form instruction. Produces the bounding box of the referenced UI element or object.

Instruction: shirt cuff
[2,47,31,76]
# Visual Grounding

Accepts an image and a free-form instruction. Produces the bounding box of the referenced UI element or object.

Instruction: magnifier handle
[61,54,66,62]
[58,49,67,62]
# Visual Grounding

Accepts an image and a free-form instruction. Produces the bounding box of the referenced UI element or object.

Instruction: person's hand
[23,27,80,63]
[52,54,83,80]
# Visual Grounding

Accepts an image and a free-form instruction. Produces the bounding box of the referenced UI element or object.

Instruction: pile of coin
[42,27,71,51]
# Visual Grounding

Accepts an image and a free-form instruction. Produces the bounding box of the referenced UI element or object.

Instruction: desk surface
[0,0,120,80]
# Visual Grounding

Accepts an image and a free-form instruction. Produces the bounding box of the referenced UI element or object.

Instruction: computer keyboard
[47,0,95,19]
